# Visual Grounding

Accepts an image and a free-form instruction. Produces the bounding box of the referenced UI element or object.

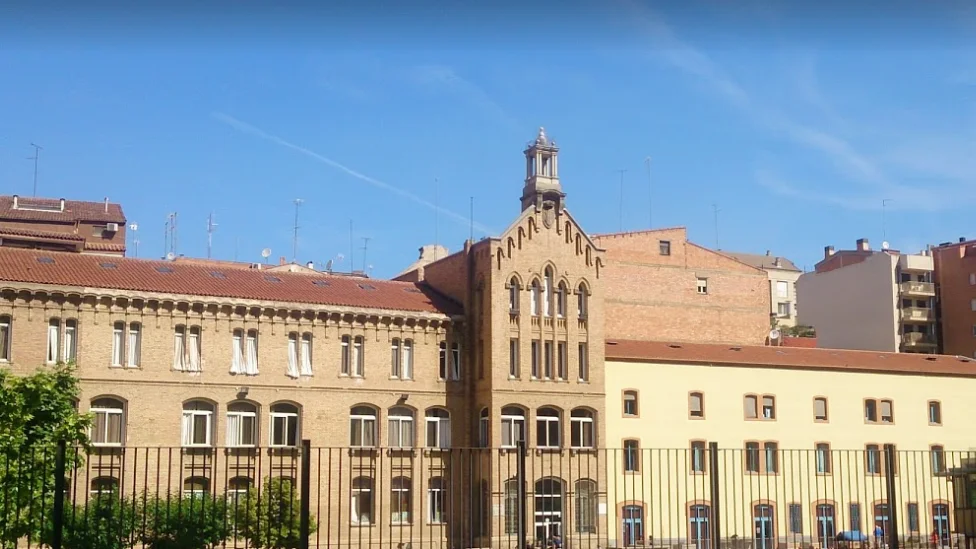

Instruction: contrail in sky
[212,111,495,235]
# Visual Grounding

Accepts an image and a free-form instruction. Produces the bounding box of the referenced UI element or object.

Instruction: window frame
[387,406,415,449]
[90,397,125,447]
[0,315,10,362]
[689,391,705,419]
[622,390,639,418]
[270,402,300,447]
[690,440,708,474]
[535,407,561,449]
[501,406,526,448]
[425,408,451,449]
[659,240,671,256]
[578,342,589,381]
[427,477,447,525]
[509,338,520,378]
[813,397,829,423]
[815,442,832,475]
[696,277,708,295]
[623,439,640,472]
[226,402,258,448]
[349,405,377,448]
[928,400,942,426]
[570,408,595,449]
[181,400,215,448]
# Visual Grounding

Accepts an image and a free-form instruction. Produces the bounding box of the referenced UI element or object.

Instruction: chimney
[856,238,870,251]
[306,261,315,269]
[279,256,286,266]
[824,246,835,259]
[59,198,65,211]
[103,197,109,213]
[960,237,967,243]
[765,250,771,256]
[12,195,18,209]
[773,257,782,268]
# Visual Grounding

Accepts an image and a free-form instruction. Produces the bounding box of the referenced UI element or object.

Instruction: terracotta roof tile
[0,227,84,242]
[0,248,461,316]
[83,242,126,252]
[0,195,125,223]
[606,339,976,377]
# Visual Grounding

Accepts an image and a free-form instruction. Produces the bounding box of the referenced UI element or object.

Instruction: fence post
[884,444,900,549]
[51,440,67,549]
[299,439,311,549]
[517,440,528,549]
[709,442,721,549]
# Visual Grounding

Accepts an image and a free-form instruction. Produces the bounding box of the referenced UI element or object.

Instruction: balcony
[898,254,934,272]
[900,307,935,323]
[900,281,935,297]
[902,331,937,348]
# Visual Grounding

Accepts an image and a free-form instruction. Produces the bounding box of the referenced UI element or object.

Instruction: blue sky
[1,1,975,277]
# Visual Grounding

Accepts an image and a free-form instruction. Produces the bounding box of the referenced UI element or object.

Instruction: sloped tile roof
[0,248,461,316]
[0,227,84,242]
[0,196,125,223]
[721,251,801,272]
[606,339,976,377]
[83,242,126,252]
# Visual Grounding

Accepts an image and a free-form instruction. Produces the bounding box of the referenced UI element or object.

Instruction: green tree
[0,362,91,548]
[238,477,317,549]
[59,491,140,549]
[139,495,231,549]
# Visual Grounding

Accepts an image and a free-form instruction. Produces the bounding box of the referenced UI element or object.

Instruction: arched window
[90,476,118,496]
[388,406,414,449]
[174,325,202,372]
[182,400,214,447]
[351,476,373,524]
[536,407,561,448]
[570,408,595,449]
[428,477,447,524]
[577,284,588,320]
[227,476,252,505]
[226,402,258,447]
[391,477,411,524]
[183,476,210,499]
[426,408,451,449]
[501,406,526,448]
[534,478,564,540]
[575,479,597,533]
[270,402,300,447]
[479,408,489,447]
[349,406,377,447]
[556,282,567,318]
[509,277,520,314]
[530,280,542,316]
[504,479,519,534]
[543,267,554,317]
[91,397,125,446]
[623,391,639,417]
[689,504,712,549]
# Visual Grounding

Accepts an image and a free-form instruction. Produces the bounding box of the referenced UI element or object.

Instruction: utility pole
[28,143,42,197]
[206,213,218,259]
[712,204,721,250]
[292,198,303,262]
[882,198,893,243]
[617,169,627,232]
[644,156,653,228]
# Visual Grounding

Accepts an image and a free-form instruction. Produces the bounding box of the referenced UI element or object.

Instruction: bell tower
[521,127,565,213]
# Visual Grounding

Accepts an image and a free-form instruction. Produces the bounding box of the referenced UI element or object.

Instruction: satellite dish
[769,329,781,341]
[881,241,890,251]
[129,223,138,231]
[261,248,271,259]
[336,253,345,262]
[325,259,334,271]
[165,252,176,261]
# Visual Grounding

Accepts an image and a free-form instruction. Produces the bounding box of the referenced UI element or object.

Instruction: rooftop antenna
[27,143,42,197]
[163,215,170,259]
[617,169,627,232]
[882,198,893,243]
[361,236,371,272]
[292,198,303,263]
[129,223,139,258]
[644,156,653,228]
[261,248,271,264]
[206,212,218,259]
[164,212,178,256]
[712,203,721,250]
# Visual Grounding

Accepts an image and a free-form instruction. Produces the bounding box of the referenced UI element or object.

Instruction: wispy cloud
[212,112,496,235]
[407,65,523,131]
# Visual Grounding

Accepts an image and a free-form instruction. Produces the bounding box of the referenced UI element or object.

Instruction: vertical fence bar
[708,442,721,549]
[517,440,527,549]
[51,440,67,549]
[885,444,900,549]
[299,440,311,549]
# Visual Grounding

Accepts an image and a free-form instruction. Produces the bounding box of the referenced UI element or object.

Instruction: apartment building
[723,250,802,328]
[933,238,976,359]
[797,239,937,353]
[0,194,127,255]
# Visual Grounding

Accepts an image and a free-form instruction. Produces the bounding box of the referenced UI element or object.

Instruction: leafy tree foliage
[238,477,317,549]
[139,495,231,549]
[59,491,140,549]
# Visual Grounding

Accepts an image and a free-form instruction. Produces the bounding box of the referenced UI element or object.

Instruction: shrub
[139,495,230,549]
[237,477,317,549]
[61,492,140,549]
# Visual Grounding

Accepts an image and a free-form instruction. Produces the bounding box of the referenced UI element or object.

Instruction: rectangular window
[697,277,708,295]
[352,336,364,377]
[557,341,567,380]
[690,441,707,473]
[764,442,779,473]
[47,318,60,364]
[571,412,594,449]
[789,504,803,534]
[543,341,553,379]
[777,302,791,317]
[531,340,540,378]
[578,343,589,381]
[182,410,212,447]
[931,445,946,474]
[64,319,77,362]
[971,298,976,312]
[929,401,942,425]
[865,444,881,474]
[391,339,401,378]
[439,342,447,380]
[450,342,461,380]
[428,480,446,524]
[850,504,861,532]
[509,338,519,378]
[623,392,639,417]
[300,333,313,376]
[91,405,124,446]
[231,329,244,374]
[226,410,256,447]
[341,335,350,375]
[907,503,920,532]
[816,443,831,474]
[776,280,789,299]
[287,333,300,378]
[188,326,201,372]
[402,339,413,379]
[880,400,894,423]
[0,315,10,362]
[744,395,758,419]
[745,442,761,473]
[127,323,141,367]
[689,392,704,418]
[174,326,187,371]
[814,397,828,422]
[659,240,671,256]
[244,329,258,375]
[970,273,976,285]
[111,321,124,367]
[271,410,299,447]
[623,440,640,472]
[762,396,776,419]
[865,399,878,422]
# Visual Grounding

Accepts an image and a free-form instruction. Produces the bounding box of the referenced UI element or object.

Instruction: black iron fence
[0,443,970,549]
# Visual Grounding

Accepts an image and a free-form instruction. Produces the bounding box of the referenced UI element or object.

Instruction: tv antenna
[129,223,139,258]
[164,212,178,257]
[617,169,627,232]
[361,236,371,272]
[206,213,218,259]
[27,143,42,197]
[261,248,272,264]
[292,198,303,262]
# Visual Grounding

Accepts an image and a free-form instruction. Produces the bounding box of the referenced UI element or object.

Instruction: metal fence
[0,442,970,549]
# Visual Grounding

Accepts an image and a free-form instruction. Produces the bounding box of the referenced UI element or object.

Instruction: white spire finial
[536,127,548,145]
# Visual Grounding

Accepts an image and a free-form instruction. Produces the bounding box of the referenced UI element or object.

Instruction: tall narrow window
[865,399,878,422]
[388,407,415,449]
[127,323,141,368]
[352,336,364,377]
[745,442,761,473]
[865,444,881,474]
[880,400,894,423]
[340,335,350,375]
[90,398,124,446]
[187,326,201,372]
[451,342,461,380]
[690,441,707,473]
[556,341,567,380]
[425,408,451,449]
[479,408,489,447]
[501,406,525,448]
[63,319,77,362]
[270,403,300,447]
[531,340,540,378]
[570,409,594,449]
[623,439,640,472]
[816,443,832,474]
[47,318,60,364]
[231,329,244,374]
[0,315,10,362]
[744,395,758,419]
[300,333,313,376]
[350,406,376,447]
[182,400,214,447]
[391,477,411,524]
[577,285,588,319]
[928,401,942,425]
[689,392,704,419]
[391,338,402,378]
[439,342,448,380]
[575,480,597,534]
[543,341,553,379]
[111,321,124,367]
[351,477,373,524]
[762,395,776,419]
[623,391,639,417]
[428,477,446,524]
[402,339,413,379]
[226,402,257,447]
[287,333,300,378]
[509,338,520,378]
[509,278,520,314]
[530,281,541,316]
[536,407,560,448]
[543,268,553,317]
[244,329,259,375]
[578,342,589,381]
[764,442,779,473]
[931,445,946,474]
[814,397,829,422]
[174,325,187,371]
[556,282,567,317]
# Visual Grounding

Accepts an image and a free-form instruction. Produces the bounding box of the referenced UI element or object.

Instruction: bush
[237,477,317,549]
[61,492,140,549]
[139,495,231,549]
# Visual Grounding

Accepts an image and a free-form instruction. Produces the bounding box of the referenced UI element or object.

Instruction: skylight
[36,257,55,264]
[155,266,174,274]
[359,284,377,291]
[264,275,282,283]
[99,262,118,269]
[209,271,226,279]
[312,280,331,287]
[403,288,422,294]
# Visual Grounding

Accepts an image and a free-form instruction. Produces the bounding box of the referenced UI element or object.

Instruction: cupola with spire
[521,127,565,214]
